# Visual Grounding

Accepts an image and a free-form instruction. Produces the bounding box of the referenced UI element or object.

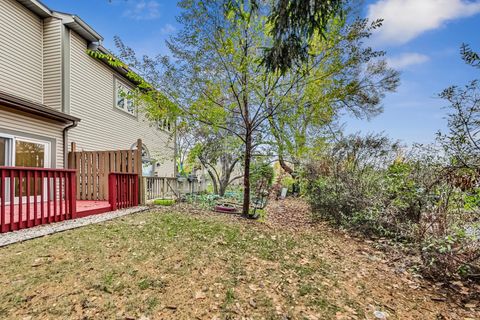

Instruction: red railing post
[53,171,58,222]
[9,169,14,232]
[47,171,51,223]
[107,172,139,211]
[1,169,5,233]
[40,171,45,224]
[134,175,139,206]
[26,170,31,228]
[33,171,38,226]
[109,173,117,211]
[70,171,77,219]
[18,170,23,230]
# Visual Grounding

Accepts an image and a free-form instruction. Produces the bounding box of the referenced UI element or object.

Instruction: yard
[0,201,478,319]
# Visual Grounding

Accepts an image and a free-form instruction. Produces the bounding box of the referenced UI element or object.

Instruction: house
[0,0,176,232]
[0,0,175,177]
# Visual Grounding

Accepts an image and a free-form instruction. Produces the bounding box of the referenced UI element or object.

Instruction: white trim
[0,134,52,205]
[0,133,14,139]
[13,136,51,168]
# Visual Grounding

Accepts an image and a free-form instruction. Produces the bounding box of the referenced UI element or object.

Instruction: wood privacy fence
[68,140,142,201]
[0,166,77,233]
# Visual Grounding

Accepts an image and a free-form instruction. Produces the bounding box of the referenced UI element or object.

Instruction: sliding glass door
[0,134,51,203]
[15,139,47,168]
[0,137,6,166]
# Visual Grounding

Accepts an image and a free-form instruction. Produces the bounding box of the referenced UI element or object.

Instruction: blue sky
[42,0,480,145]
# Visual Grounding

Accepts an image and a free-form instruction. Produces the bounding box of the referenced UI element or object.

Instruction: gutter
[62,120,78,168]
[52,12,103,44]
[0,91,80,123]
[17,0,52,18]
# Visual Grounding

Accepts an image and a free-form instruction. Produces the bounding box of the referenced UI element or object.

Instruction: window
[0,134,51,201]
[156,118,172,132]
[0,134,50,168]
[115,79,136,116]
[0,137,6,166]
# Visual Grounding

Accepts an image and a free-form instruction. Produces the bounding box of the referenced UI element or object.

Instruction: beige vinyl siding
[0,106,64,168]
[0,0,43,103]
[42,17,63,111]
[68,31,175,177]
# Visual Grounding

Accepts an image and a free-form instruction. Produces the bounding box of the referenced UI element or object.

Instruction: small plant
[153,199,175,206]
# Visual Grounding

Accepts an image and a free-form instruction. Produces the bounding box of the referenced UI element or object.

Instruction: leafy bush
[251,162,275,196]
[184,194,221,209]
[303,134,480,280]
[153,199,175,206]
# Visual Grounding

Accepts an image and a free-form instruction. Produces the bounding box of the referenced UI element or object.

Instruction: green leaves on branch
[86,49,178,120]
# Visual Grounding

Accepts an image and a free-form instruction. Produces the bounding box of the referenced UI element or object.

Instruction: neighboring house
[0,0,175,177]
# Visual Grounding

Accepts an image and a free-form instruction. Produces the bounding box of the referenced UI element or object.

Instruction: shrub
[153,199,175,206]
[303,134,480,280]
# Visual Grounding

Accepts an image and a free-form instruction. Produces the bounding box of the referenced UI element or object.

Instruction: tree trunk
[218,176,229,196]
[206,169,219,195]
[242,132,252,216]
[218,183,227,197]
[279,155,294,177]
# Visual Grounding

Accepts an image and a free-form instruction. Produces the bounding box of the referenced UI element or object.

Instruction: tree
[268,17,400,182]
[461,43,480,69]
[163,0,324,215]
[187,126,244,196]
[438,80,480,169]
[256,0,344,73]
[438,44,480,168]
[113,0,398,216]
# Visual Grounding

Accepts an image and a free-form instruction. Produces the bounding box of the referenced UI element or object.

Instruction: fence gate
[68,140,142,201]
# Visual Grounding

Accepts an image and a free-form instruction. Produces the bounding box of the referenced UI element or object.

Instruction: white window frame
[13,136,51,168]
[0,133,51,204]
[156,118,172,132]
[115,78,137,116]
[0,133,14,166]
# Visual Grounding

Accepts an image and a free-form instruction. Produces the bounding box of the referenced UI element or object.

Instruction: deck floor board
[2,201,111,225]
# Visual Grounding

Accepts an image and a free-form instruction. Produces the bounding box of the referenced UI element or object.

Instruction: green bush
[153,199,175,206]
[303,134,480,280]
[184,194,221,209]
[251,161,275,195]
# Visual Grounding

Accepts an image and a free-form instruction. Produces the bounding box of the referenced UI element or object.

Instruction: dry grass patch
[0,206,477,319]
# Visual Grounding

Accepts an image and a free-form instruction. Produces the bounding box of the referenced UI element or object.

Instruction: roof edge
[17,0,51,18]
[17,1,103,44]
[52,11,104,43]
[96,45,142,86]
[0,91,81,124]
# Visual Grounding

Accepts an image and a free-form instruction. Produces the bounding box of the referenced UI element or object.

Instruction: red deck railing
[0,166,77,233]
[108,172,139,211]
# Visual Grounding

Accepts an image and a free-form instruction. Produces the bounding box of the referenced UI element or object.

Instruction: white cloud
[160,23,176,35]
[387,52,430,69]
[368,0,480,45]
[123,1,160,20]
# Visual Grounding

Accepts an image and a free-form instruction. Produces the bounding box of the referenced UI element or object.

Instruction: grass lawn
[0,205,476,319]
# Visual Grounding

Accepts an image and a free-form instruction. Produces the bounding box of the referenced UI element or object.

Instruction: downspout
[61,22,75,169]
[63,121,78,168]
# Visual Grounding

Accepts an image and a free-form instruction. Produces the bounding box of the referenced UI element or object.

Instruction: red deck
[1,167,139,233]
[1,200,111,226]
